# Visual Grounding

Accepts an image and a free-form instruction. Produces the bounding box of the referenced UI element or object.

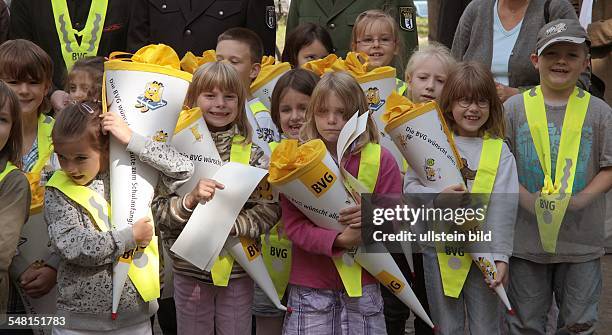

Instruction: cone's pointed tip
[287,306,293,313]
[111,312,118,320]
[432,325,438,332]
[507,308,515,316]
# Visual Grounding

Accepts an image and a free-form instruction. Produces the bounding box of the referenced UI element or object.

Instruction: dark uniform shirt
[127,0,277,57]
[9,0,131,89]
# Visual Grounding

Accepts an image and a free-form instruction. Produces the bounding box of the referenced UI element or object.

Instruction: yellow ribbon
[250,56,291,93]
[180,50,217,74]
[261,55,276,67]
[338,52,396,83]
[381,91,421,124]
[268,139,327,183]
[301,54,339,76]
[108,44,182,69]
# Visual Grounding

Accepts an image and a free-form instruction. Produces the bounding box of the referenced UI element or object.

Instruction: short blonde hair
[351,9,403,70]
[300,71,379,153]
[184,62,252,143]
[404,42,456,83]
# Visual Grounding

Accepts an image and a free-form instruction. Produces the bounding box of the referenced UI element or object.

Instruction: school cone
[250,56,291,110]
[103,44,192,319]
[471,253,513,314]
[225,236,287,311]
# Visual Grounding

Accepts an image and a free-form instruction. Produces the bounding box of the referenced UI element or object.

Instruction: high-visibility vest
[396,79,407,96]
[437,135,503,298]
[524,86,590,253]
[0,162,18,183]
[248,100,268,116]
[332,143,381,297]
[46,171,160,301]
[25,114,55,215]
[210,135,259,286]
[51,0,107,70]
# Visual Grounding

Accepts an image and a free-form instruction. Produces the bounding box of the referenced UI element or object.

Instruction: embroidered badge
[266,6,276,29]
[399,6,416,32]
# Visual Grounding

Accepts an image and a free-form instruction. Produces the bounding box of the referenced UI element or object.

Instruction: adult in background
[451,0,581,102]
[435,0,470,49]
[9,0,132,112]
[286,0,418,74]
[127,0,277,58]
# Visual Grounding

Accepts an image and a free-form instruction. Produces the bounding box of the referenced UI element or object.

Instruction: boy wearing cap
[216,27,280,156]
[504,19,612,334]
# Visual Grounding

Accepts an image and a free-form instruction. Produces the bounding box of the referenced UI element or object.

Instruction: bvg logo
[240,237,260,261]
[298,164,337,198]
[376,270,405,295]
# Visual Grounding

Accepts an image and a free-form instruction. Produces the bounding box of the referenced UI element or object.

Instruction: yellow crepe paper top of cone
[382,91,438,132]
[301,54,339,76]
[251,57,291,92]
[340,52,396,84]
[105,44,192,81]
[268,139,328,185]
[174,107,203,134]
[180,50,217,74]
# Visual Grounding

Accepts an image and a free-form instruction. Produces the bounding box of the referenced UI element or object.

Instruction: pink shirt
[281,146,402,290]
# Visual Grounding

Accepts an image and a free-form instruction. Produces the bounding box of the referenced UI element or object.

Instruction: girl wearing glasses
[403,62,518,334]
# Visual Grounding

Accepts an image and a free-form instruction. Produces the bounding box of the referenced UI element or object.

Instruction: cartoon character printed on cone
[135,81,168,113]
[366,87,385,112]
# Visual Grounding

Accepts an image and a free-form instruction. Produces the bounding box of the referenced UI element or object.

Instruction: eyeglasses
[356,37,395,46]
[457,97,489,108]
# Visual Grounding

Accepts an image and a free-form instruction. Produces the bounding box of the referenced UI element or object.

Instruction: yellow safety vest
[210,135,261,286]
[524,86,590,253]
[51,0,108,70]
[396,79,407,96]
[437,135,503,298]
[0,161,18,183]
[46,171,160,301]
[25,114,55,215]
[332,143,381,297]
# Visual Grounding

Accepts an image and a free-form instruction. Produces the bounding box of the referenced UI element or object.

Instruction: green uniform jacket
[286,0,418,74]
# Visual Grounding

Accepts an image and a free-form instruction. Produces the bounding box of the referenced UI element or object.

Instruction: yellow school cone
[471,253,514,314]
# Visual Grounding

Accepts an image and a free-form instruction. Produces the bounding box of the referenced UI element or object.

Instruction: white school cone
[268,139,434,328]
[103,45,192,319]
[384,97,465,191]
[250,56,291,110]
[471,252,514,314]
[225,236,287,311]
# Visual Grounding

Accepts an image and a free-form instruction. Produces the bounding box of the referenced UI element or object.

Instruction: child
[405,43,456,104]
[0,81,30,325]
[154,61,280,335]
[65,57,104,104]
[0,39,59,323]
[281,23,334,68]
[404,61,519,335]
[504,19,612,334]
[216,27,280,151]
[44,101,192,333]
[252,68,320,335]
[281,71,401,334]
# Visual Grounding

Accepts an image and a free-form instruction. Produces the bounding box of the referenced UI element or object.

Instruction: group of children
[0,8,610,335]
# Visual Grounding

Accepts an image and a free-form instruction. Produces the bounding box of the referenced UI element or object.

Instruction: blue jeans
[506,257,602,335]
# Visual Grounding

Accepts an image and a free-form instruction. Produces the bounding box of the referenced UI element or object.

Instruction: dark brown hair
[439,62,505,138]
[270,69,320,129]
[65,56,104,102]
[51,102,108,153]
[282,23,334,68]
[0,81,23,167]
[0,39,53,115]
[218,27,264,64]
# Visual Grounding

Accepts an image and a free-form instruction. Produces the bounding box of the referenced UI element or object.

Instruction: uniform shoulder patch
[399,6,416,32]
[266,6,276,29]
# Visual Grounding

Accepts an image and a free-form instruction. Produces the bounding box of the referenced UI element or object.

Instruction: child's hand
[50,90,70,113]
[495,83,519,102]
[100,112,133,146]
[485,261,508,290]
[338,204,361,228]
[132,217,153,247]
[20,265,57,298]
[434,184,467,209]
[334,226,362,249]
[518,186,538,215]
[184,179,225,210]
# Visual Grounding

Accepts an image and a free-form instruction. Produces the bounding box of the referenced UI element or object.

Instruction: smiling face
[450,98,490,137]
[197,87,239,132]
[55,138,104,185]
[408,57,448,103]
[531,42,589,92]
[278,88,310,139]
[4,78,49,117]
[353,20,398,68]
[68,70,94,103]
[314,92,348,146]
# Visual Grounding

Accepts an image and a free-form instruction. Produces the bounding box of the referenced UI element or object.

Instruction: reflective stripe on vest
[46,171,160,301]
[332,143,382,297]
[437,135,503,298]
[524,86,590,253]
[51,0,108,70]
[0,162,18,182]
[396,79,407,96]
[25,114,55,214]
[210,135,255,286]
[248,100,268,116]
